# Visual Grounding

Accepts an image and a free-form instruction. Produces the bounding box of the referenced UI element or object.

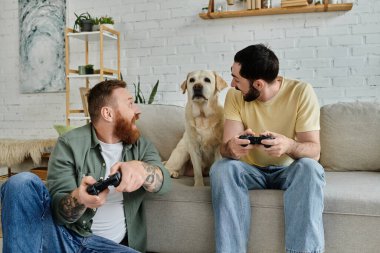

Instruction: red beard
[114,111,140,144]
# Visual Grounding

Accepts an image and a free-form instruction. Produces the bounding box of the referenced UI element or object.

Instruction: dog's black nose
[193,83,203,95]
[192,83,206,100]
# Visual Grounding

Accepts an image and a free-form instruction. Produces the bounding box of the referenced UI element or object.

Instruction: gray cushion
[145,172,380,253]
[136,104,185,161]
[324,171,380,216]
[320,102,380,171]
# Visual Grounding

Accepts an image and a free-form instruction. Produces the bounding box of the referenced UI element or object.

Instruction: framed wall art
[19,0,66,93]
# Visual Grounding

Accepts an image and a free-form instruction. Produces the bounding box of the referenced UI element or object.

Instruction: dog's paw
[168,170,180,178]
[194,180,204,187]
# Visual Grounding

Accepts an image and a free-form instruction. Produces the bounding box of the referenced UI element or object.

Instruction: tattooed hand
[111,161,163,193]
[141,162,164,192]
[59,176,109,222]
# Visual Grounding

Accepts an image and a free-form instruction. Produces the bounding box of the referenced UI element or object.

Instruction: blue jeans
[0,172,139,253]
[210,158,325,253]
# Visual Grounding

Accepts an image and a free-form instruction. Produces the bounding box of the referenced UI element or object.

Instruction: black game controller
[86,171,122,195]
[239,135,274,148]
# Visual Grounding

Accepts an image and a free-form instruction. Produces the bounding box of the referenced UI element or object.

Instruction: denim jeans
[210,158,325,253]
[0,172,139,253]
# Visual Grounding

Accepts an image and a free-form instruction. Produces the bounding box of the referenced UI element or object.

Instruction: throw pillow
[53,124,76,136]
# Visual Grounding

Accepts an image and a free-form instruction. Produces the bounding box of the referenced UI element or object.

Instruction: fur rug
[0,139,56,167]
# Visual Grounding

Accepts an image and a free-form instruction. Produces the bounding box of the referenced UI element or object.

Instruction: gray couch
[137,102,380,253]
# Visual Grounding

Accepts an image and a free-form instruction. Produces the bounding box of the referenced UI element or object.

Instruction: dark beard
[243,85,260,102]
[114,111,140,144]
[235,82,260,102]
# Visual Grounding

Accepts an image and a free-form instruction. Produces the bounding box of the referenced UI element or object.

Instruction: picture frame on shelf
[79,87,90,117]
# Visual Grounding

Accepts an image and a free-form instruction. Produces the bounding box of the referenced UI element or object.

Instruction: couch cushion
[144,177,283,253]
[145,172,380,253]
[146,172,380,217]
[136,104,185,161]
[320,102,380,171]
[324,171,380,216]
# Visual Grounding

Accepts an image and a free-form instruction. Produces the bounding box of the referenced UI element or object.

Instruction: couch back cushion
[136,104,185,161]
[320,102,380,171]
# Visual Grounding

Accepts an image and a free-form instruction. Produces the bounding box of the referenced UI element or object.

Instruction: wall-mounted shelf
[199,1,353,19]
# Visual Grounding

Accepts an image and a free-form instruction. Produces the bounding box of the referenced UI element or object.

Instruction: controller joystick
[239,135,274,148]
[86,171,122,195]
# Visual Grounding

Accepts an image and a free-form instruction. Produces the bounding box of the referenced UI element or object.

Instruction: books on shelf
[246,0,273,10]
[246,0,258,10]
[245,0,312,10]
[281,0,308,7]
[255,0,261,9]
[247,0,252,9]
[246,0,255,9]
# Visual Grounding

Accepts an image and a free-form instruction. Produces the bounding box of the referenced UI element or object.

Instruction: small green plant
[133,78,159,104]
[74,12,93,32]
[78,64,94,75]
[92,17,100,25]
[99,15,114,25]
[84,64,94,73]
[120,73,159,104]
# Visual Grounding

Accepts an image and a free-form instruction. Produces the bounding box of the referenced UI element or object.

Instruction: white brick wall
[0,0,379,139]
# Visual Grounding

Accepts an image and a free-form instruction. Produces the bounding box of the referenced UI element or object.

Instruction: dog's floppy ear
[180,74,189,94]
[214,72,228,91]
[181,80,187,94]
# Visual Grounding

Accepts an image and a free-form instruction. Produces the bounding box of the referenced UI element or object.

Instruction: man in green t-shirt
[210,44,325,253]
[1,80,171,253]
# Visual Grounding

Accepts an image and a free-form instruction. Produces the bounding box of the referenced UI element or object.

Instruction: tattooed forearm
[142,162,163,192]
[59,193,86,222]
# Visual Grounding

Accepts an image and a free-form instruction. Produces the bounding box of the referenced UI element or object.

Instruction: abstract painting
[19,0,66,93]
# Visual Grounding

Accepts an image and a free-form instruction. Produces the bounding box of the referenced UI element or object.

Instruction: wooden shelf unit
[65,25,120,126]
[199,0,353,19]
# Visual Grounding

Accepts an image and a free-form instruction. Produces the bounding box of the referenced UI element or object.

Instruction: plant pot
[80,20,93,32]
[85,67,94,74]
[78,66,86,75]
[93,24,100,31]
[78,65,94,75]
[102,24,114,30]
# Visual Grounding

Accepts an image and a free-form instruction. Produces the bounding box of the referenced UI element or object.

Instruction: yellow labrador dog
[165,70,228,186]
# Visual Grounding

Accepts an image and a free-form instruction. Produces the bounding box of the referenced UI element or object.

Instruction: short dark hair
[234,44,279,83]
[88,79,127,123]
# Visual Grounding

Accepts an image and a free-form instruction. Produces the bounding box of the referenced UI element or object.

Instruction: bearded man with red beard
[1,80,171,253]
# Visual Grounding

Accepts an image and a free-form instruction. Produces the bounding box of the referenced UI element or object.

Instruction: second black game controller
[86,171,122,195]
[239,135,274,148]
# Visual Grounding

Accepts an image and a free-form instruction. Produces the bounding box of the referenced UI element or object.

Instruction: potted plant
[85,64,94,74]
[133,78,159,104]
[78,64,94,75]
[92,17,101,31]
[120,74,159,104]
[73,12,93,32]
[99,15,115,30]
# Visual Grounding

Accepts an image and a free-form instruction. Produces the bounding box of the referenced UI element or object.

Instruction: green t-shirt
[224,77,320,167]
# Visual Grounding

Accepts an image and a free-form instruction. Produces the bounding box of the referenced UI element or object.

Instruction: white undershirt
[91,141,126,243]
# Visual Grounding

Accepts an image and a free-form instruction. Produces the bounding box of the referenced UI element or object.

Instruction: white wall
[0,0,379,139]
